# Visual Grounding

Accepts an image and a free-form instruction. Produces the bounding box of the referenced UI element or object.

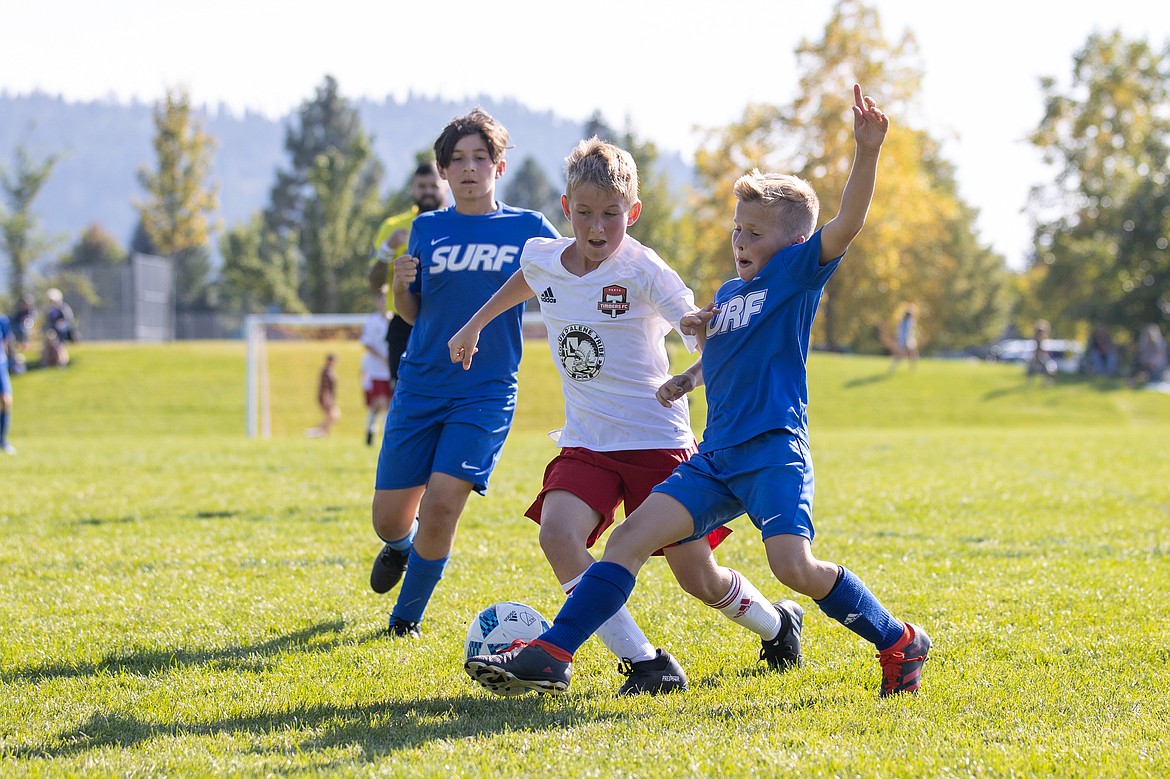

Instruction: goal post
[243,309,549,438]
[244,313,369,438]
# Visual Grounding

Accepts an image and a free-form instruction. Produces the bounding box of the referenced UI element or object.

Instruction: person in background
[890,304,919,371]
[1027,319,1056,385]
[1084,321,1119,377]
[0,312,15,454]
[360,287,393,446]
[45,288,75,344]
[12,293,36,349]
[306,353,340,438]
[1132,323,1167,387]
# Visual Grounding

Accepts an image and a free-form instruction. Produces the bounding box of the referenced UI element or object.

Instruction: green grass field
[2,340,1168,777]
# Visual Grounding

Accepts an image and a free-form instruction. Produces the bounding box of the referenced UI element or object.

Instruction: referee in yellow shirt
[368,161,449,384]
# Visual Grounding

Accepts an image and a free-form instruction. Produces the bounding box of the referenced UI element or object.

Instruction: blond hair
[733,170,819,241]
[563,137,639,205]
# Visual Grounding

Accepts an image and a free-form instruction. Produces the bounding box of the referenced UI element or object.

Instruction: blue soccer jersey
[699,230,841,451]
[400,203,559,397]
[0,315,10,368]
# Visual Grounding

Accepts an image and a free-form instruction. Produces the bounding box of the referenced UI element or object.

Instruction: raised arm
[448,270,536,369]
[819,83,889,263]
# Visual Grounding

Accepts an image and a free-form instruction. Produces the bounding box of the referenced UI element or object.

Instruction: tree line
[2,0,1167,355]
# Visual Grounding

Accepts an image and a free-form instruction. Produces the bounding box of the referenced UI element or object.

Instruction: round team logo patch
[557,324,605,381]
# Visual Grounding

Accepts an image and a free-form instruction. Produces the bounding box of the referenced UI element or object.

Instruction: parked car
[988,338,1084,375]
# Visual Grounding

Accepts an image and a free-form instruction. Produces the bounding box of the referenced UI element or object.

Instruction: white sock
[562,573,655,664]
[366,409,378,431]
[707,569,782,640]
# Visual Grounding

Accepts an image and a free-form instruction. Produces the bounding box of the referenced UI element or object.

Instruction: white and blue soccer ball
[464,601,550,660]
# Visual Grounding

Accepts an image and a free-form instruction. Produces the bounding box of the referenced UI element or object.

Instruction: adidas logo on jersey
[540,287,557,303]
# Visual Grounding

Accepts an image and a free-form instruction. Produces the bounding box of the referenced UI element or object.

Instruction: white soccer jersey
[520,235,699,451]
[360,312,391,382]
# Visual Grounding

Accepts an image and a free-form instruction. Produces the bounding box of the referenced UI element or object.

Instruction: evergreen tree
[504,156,563,228]
[62,223,124,268]
[260,75,384,312]
[219,214,305,315]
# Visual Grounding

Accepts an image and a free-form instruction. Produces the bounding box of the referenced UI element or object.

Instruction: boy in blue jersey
[466,84,931,698]
[0,313,15,454]
[367,108,560,638]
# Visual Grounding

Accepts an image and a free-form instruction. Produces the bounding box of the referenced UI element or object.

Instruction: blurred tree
[1028,31,1170,339]
[576,112,693,295]
[218,214,305,314]
[260,75,384,312]
[504,156,565,232]
[619,126,694,289]
[690,0,1008,353]
[584,112,619,144]
[303,135,383,312]
[135,86,219,309]
[61,223,124,268]
[128,218,159,257]
[0,145,60,301]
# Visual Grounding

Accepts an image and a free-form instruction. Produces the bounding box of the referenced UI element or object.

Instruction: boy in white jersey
[466,85,931,699]
[367,108,560,638]
[448,138,802,696]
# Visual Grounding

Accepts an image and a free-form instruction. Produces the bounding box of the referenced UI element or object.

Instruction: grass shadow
[3,620,349,685]
[842,373,893,389]
[7,693,613,761]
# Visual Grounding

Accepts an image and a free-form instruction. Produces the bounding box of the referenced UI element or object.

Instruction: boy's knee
[538,519,589,556]
[768,556,817,593]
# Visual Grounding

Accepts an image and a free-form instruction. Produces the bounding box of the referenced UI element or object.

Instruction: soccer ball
[465,601,550,660]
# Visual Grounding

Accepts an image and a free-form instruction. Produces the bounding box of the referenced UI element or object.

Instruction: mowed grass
[2,340,1168,778]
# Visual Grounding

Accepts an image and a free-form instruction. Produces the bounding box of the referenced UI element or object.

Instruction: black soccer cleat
[388,617,421,639]
[759,599,804,670]
[877,622,931,697]
[616,649,688,695]
[370,544,409,594]
[466,640,572,695]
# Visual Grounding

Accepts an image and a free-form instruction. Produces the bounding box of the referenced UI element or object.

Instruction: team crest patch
[597,285,630,318]
[557,324,605,381]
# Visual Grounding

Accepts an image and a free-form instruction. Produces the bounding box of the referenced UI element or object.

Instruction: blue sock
[0,409,8,444]
[391,548,447,623]
[381,519,417,552]
[542,561,636,655]
[815,566,904,650]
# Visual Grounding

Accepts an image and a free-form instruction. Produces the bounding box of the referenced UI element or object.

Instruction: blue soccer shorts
[375,386,516,495]
[0,361,10,396]
[652,427,816,542]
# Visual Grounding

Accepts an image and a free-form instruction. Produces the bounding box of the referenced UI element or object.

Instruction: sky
[2,0,1167,269]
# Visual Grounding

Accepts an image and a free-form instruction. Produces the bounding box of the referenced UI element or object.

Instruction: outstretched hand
[681,303,720,351]
[851,83,889,152]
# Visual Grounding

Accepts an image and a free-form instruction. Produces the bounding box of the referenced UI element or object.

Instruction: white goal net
[244,313,369,438]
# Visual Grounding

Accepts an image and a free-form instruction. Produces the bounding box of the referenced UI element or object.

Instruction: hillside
[0,90,693,275]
